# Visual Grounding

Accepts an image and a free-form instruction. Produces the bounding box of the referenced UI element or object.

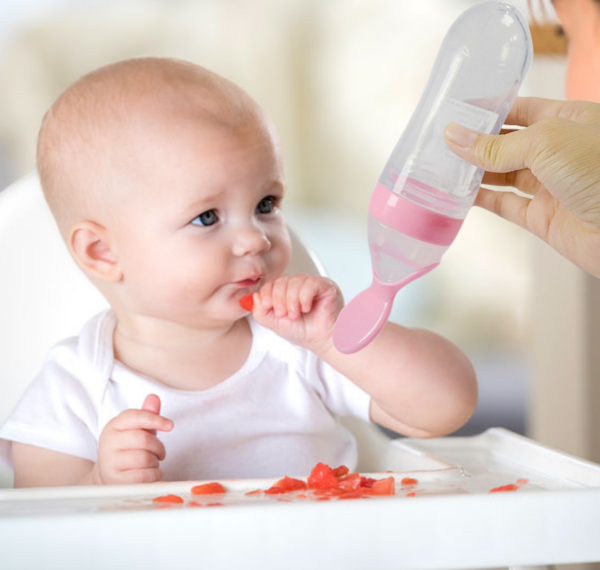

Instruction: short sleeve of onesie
[0,328,106,469]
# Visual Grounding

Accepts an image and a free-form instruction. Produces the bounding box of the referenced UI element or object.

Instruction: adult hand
[444,97,600,278]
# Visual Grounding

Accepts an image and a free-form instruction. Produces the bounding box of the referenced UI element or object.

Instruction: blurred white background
[0,0,565,437]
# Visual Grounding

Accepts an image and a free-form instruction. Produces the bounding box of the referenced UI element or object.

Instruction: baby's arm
[317,323,477,438]
[12,394,173,487]
[13,443,96,487]
[252,275,477,438]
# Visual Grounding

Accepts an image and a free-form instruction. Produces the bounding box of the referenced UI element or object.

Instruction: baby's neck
[112,315,253,391]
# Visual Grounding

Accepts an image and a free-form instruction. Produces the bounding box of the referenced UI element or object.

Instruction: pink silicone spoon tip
[332,263,439,354]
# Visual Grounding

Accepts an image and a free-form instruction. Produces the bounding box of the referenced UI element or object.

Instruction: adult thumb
[444,122,534,174]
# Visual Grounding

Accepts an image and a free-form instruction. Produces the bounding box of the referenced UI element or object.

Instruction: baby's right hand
[93,394,173,485]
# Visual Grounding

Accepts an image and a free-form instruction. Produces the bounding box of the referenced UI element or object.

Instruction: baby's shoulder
[39,310,115,398]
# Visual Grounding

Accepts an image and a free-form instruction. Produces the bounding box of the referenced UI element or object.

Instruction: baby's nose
[232,225,271,257]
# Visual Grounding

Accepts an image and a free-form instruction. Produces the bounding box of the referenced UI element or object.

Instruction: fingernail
[444,123,480,148]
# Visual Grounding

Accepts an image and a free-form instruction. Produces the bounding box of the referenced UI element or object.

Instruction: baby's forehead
[38,58,271,233]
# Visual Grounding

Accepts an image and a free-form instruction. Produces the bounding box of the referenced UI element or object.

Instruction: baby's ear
[69,221,122,282]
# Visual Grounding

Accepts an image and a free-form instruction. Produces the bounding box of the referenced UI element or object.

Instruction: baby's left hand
[249,274,344,354]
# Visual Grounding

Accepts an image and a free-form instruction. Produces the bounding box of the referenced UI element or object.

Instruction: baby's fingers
[285,275,309,320]
[122,468,163,485]
[112,409,174,433]
[115,449,161,471]
[116,429,167,461]
[298,276,323,314]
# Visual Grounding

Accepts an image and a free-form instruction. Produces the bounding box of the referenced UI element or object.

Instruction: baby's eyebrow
[181,192,224,214]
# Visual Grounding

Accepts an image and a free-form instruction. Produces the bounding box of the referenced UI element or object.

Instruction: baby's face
[108,111,292,329]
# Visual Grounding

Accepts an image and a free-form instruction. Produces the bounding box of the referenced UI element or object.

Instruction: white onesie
[0,310,371,481]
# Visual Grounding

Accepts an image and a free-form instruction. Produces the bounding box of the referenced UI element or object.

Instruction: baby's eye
[256,196,277,215]
[191,209,219,227]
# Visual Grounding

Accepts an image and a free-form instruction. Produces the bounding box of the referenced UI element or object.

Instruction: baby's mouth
[233,276,263,287]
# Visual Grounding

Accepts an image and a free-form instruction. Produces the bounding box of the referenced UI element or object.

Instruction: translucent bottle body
[369,1,533,284]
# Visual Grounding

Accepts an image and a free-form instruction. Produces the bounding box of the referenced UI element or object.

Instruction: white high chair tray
[1,428,599,570]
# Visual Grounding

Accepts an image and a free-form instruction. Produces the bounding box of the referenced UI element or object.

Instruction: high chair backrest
[0,173,387,487]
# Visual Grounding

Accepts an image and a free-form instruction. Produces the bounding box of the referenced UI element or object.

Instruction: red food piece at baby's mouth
[239,293,254,311]
[307,462,340,490]
[401,477,418,486]
[265,476,308,494]
[489,483,520,493]
[152,494,184,504]
[191,482,227,495]
[371,477,396,496]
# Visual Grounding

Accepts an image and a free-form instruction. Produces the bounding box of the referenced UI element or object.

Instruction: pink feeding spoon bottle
[333,1,533,354]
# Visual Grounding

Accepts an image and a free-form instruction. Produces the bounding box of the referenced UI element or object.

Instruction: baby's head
[37,57,292,329]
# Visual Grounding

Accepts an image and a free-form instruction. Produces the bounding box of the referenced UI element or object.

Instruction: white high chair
[2,174,600,570]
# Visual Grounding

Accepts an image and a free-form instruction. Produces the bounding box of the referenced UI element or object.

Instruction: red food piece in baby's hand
[307,462,340,490]
[153,494,184,504]
[239,294,254,311]
[265,476,308,494]
[191,482,227,495]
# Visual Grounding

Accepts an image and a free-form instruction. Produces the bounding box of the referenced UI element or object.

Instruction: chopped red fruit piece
[239,293,254,311]
[517,478,529,485]
[371,477,396,496]
[152,494,184,504]
[401,477,418,486]
[311,487,344,496]
[245,489,262,496]
[333,465,350,478]
[188,501,202,507]
[489,484,519,493]
[191,482,227,495]
[338,490,369,500]
[361,477,376,489]
[307,462,340,490]
[265,476,308,494]
[406,492,416,497]
[339,473,362,491]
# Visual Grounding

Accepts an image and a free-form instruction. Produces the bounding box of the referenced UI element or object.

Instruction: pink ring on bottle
[368,182,463,246]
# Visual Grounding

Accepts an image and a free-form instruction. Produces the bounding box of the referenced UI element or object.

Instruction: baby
[0,57,477,487]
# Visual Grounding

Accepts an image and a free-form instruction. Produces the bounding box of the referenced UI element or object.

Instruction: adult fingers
[444,118,570,174]
[474,187,532,230]
[481,169,543,195]
[504,97,600,127]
